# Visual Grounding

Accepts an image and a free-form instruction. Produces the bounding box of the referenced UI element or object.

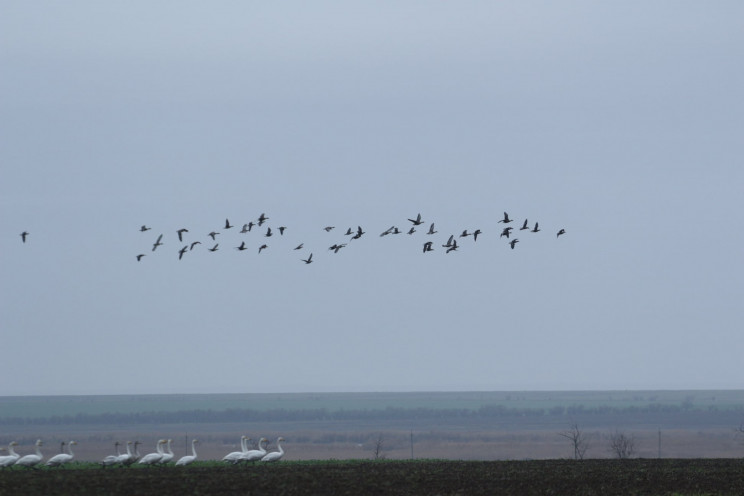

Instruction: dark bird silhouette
[236,241,247,251]
[224,218,233,229]
[208,244,219,252]
[351,226,365,240]
[407,227,416,235]
[520,219,530,230]
[509,239,519,249]
[178,246,188,260]
[208,231,219,240]
[20,231,29,243]
[323,226,335,232]
[140,225,151,232]
[427,223,437,235]
[152,234,164,251]
[557,229,566,237]
[380,226,395,237]
[278,226,286,235]
[257,213,269,226]
[446,240,459,253]
[136,254,145,261]
[423,241,434,253]
[329,243,347,253]
[498,212,513,224]
[294,243,304,250]
[190,241,201,251]
[301,253,313,264]
[500,227,513,238]
[344,227,353,236]
[531,222,540,233]
[460,230,471,238]
[177,229,189,242]
[442,235,454,248]
[258,244,267,253]
[265,227,273,237]
[408,213,424,225]
[472,229,481,241]
[392,227,401,234]
[241,222,254,233]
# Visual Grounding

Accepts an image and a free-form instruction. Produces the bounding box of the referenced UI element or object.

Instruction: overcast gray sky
[2,2,743,395]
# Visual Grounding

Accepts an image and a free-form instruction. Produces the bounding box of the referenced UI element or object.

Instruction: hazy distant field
[1,390,743,462]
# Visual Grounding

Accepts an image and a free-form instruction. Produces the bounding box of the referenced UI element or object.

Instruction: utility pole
[658,428,661,459]
[410,430,414,459]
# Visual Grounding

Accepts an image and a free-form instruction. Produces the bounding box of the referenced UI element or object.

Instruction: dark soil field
[2,458,744,496]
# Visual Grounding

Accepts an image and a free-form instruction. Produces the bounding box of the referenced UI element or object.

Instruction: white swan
[159,439,174,464]
[240,437,267,463]
[175,439,198,466]
[15,439,43,468]
[102,441,122,467]
[222,435,248,464]
[123,441,141,466]
[0,442,20,467]
[115,441,134,466]
[46,441,76,467]
[260,437,285,463]
[138,439,165,465]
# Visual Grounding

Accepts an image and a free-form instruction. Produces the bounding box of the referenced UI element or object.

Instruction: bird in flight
[258,244,268,253]
[190,241,201,251]
[152,234,164,251]
[301,253,313,264]
[140,225,151,232]
[520,219,530,230]
[20,231,29,243]
[498,212,513,224]
[408,213,424,226]
[427,223,437,235]
[208,244,219,252]
[329,243,346,253]
[509,239,519,249]
[208,231,219,240]
[136,254,145,261]
[380,226,394,237]
[446,240,458,253]
[407,227,416,235]
[442,235,454,248]
[294,243,304,250]
[323,226,335,232]
[344,227,353,236]
[423,241,434,253]
[258,213,269,226]
[557,229,566,237]
[500,227,513,239]
[241,222,254,233]
[236,241,247,251]
[531,223,540,233]
[460,230,471,238]
[265,227,273,237]
[178,246,188,260]
[224,219,233,229]
[351,226,365,240]
[472,229,481,241]
[278,226,286,235]
[177,228,189,242]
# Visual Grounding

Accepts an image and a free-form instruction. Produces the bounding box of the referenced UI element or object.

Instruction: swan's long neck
[115,444,122,456]
[8,444,17,457]
[156,441,164,455]
[165,440,173,455]
[275,439,284,455]
[241,437,248,453]
[134,443,141,458]
[191,440,198,458]
[34,442,43,458]
[259,438,267,453]
[67,442,75,457]
[125,443,133,457]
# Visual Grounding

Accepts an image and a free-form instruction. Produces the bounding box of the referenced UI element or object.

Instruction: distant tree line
[0,402,740,426]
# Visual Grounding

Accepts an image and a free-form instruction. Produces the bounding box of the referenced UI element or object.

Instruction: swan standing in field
[260,437,285,463]
[0,442,20,467]
[138,439,165,465]
[123,441,141,466]
[175,439,198,466]
[240,437,267,463]
[46,441,76,467]
[222,435,248,464]
[159,439,174,464]
[115,441,135,466]
[15,439,43,468]
[102,441,122,467]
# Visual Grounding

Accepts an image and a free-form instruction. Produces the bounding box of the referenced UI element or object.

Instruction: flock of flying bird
[0,436,285,468]
[113,211,566,264]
